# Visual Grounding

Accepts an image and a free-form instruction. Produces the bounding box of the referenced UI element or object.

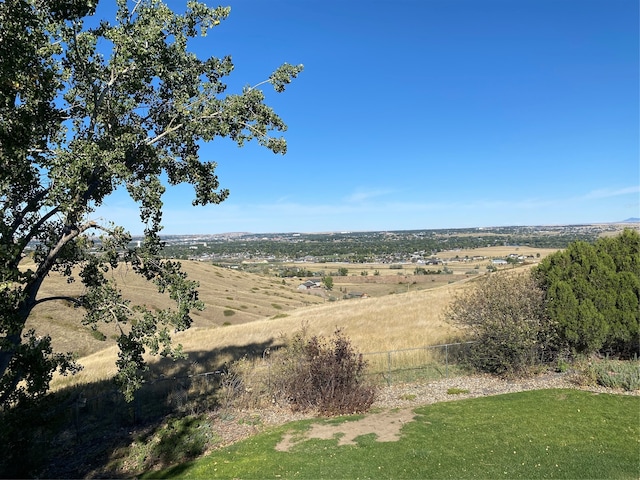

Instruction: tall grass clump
[216,356,272,410]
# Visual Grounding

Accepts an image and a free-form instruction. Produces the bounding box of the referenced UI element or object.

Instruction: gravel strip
[206,373,638,451]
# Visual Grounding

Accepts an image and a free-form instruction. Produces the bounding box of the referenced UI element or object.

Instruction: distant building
[298,280,321,290]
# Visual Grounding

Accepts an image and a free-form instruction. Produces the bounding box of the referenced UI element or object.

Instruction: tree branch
[9,186,52,237]
[34,295,82,307]
[145,121,184,146]
[34,220,99,283]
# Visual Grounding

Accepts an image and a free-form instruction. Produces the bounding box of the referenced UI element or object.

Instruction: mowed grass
[147,389,640,479]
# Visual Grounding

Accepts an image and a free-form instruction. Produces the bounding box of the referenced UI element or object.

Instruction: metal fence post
[445,344,449,378]
[387,350,392,386]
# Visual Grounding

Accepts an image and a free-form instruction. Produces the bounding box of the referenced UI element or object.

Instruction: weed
[237,414,262,426]
[399,393,417,401]
[556,358,570,373]
[446,387,469,395]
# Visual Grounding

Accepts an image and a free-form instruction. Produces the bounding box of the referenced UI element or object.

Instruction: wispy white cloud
[344,188,395,203]
[581,186,640,200]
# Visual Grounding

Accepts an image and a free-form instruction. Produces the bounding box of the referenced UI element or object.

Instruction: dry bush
[271,326,377,415]
[215,326,377,416]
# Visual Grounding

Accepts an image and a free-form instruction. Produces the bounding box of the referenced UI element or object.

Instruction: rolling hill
[26,248,555,390]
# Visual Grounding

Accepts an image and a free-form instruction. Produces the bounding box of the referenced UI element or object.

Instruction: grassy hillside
[26,260,326,358]
[49,270,480,390]
[36,248,555,390]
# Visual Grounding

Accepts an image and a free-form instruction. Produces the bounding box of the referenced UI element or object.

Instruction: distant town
[141,223,638,266]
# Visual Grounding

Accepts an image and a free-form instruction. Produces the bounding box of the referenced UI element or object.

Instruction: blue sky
[95,0,640,234]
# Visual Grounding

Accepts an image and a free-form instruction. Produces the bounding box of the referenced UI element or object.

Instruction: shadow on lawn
[0,339,278,479]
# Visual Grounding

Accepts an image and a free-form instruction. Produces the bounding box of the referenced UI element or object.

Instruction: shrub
[272,327,376,415]
[586,359,640,391]
[90,328,106,341]
[446,272,559,377]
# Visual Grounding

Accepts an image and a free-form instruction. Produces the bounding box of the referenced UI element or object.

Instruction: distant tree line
[159,229,602,262]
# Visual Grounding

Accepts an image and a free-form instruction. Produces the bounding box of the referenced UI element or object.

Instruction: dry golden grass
[43,246,558,390]
[26,260,326,358]
[50,277,479,390]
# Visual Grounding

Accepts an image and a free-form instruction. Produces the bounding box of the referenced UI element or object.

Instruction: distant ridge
[621,218,640,223]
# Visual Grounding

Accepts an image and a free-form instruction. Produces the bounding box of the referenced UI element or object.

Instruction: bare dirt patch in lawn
[275,408,417,452]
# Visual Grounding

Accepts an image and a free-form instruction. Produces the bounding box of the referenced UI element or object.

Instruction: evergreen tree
[535,229,639,356]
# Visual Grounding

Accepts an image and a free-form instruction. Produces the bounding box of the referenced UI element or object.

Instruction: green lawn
[147,389,640,479]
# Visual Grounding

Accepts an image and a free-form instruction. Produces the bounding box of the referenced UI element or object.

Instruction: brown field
[36,246,558,390]
[280,245,559,297]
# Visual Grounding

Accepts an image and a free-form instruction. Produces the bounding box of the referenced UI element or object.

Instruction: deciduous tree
[446,272,558,376]
[321,276,333,291]
[0,0,302,405]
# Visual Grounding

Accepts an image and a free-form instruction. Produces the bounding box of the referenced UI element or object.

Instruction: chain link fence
[362,342,474,385]
[50,342,473,426]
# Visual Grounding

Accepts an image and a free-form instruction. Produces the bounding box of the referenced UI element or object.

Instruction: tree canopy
[0,0,302,405]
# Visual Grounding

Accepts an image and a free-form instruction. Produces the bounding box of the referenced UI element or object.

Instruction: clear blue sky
[95,0,640,235]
